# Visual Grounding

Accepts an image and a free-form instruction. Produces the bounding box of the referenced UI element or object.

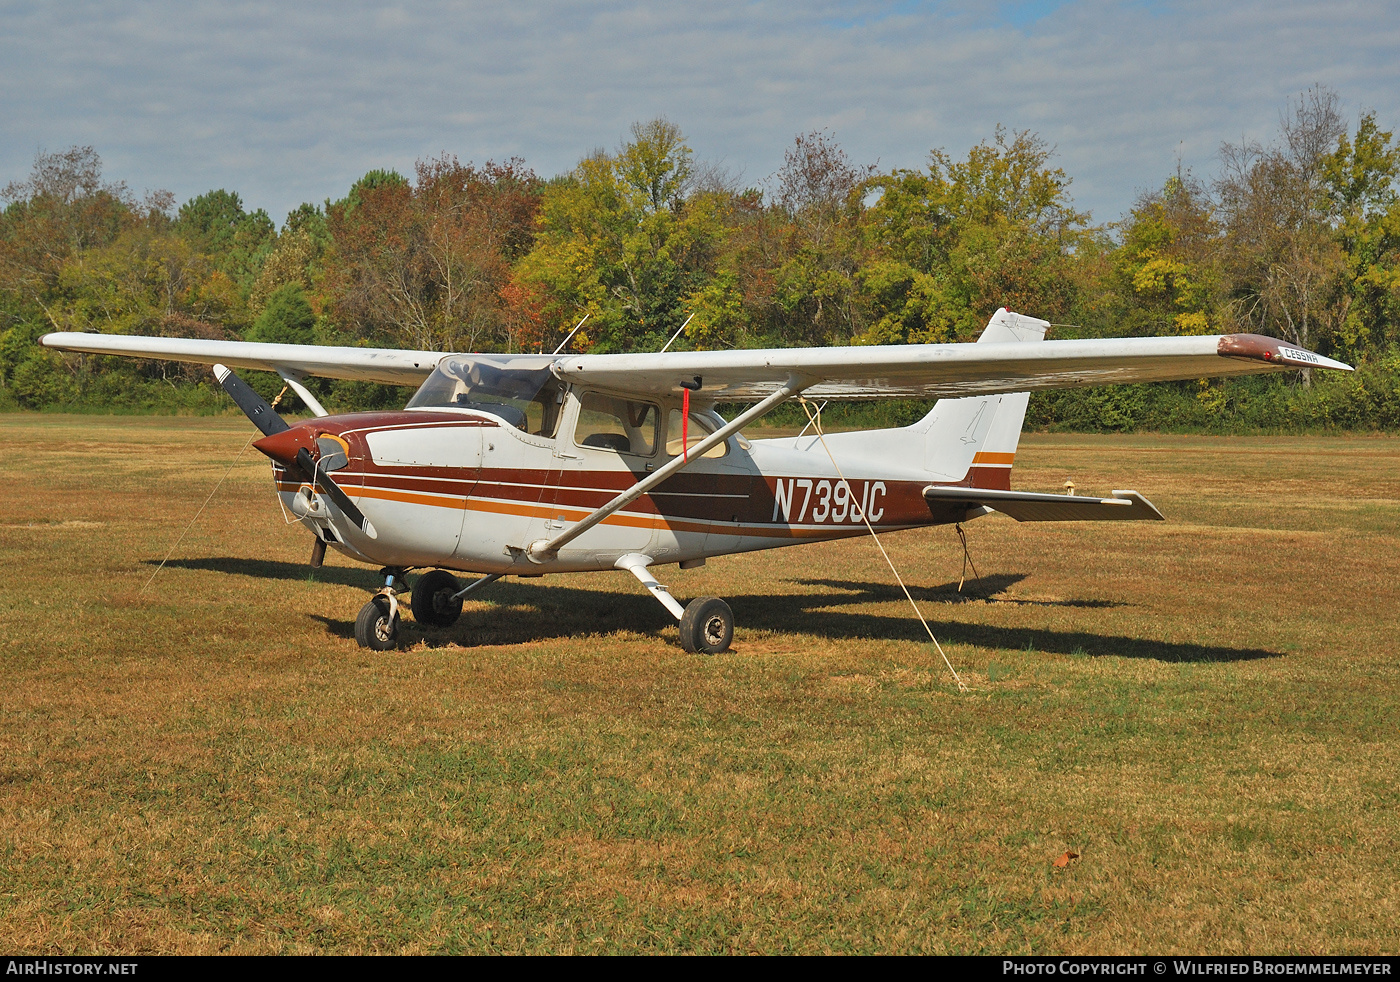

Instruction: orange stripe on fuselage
[971,451,1015,465]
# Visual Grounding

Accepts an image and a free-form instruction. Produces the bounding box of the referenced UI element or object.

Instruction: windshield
[407,355,565,436]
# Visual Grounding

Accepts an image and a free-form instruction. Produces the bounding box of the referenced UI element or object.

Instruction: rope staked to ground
[799,399,968,693]
[955,522,980,592]
[141,385,288,594]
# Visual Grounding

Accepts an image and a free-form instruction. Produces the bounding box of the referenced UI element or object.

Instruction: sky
[3,0,1398,228]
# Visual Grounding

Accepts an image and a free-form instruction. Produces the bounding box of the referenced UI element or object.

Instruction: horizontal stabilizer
[923,486,1165,522]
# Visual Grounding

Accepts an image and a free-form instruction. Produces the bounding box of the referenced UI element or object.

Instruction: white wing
[553,312,1351,400]
[41,309,1350,399]
[39,334,443,386]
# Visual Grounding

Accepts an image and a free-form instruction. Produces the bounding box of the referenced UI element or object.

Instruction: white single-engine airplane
[42,310,1350,653]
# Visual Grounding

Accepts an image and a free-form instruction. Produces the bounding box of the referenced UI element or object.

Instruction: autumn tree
[1109,171,1223,336]
[1321,111,1400,355]
[249,203,331,315]
[1215,87,1352,373]
[0,148,258,403]
[175,189,276,300]
[857,127,1092,345]
[518,119,735,352]
[753,130,875,345]
[0,147,135,333]
[322,157,542,351]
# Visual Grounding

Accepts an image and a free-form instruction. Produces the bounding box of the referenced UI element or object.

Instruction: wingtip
[1218,334,1353,373]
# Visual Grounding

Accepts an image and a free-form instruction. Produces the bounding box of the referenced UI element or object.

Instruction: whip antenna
[551,314,590,355]
[659,313,695,353]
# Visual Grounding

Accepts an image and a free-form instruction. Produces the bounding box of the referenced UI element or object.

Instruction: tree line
[3,87,1399,430]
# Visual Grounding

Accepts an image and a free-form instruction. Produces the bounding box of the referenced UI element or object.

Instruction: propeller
[212,365,289,436]
[213,364,377,539]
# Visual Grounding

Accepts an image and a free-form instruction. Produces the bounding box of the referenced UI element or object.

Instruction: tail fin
[909,309,1047,489]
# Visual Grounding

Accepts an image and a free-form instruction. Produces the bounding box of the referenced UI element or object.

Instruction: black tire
[679,597,734,655]
[355,596,398,651]
[411,569,464,627]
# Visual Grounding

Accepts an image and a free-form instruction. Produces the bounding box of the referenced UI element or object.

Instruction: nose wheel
[355,568,406,650]
[355,595,398,650]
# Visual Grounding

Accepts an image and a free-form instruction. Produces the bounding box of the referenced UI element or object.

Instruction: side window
[666,409,727,459]
[574,393,658,457]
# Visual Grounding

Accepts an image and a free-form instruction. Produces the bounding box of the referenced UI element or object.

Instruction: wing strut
[275,367,329,417]
[526,374,811,562]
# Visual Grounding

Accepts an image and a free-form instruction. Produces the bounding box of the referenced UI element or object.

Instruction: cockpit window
[665,409,727,458]
[406,355,565,436]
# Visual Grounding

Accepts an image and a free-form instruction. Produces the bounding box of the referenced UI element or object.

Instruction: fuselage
[259,393,1010,576]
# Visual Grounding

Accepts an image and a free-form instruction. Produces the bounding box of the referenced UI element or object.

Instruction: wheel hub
[703,616,726,646]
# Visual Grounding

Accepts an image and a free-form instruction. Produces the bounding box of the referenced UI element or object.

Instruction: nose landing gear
[355,568,406,651]
[355,568,505,649]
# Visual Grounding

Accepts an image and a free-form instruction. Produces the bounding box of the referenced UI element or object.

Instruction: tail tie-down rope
[955,522,980,593]
[798,399,968,694]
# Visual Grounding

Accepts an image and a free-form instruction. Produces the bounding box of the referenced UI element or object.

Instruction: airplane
[41,310,1351,654]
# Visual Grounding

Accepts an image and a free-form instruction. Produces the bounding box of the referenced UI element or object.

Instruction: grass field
[1,414,1397,954]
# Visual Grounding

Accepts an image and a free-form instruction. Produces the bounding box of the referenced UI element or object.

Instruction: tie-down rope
[799,400,967,693]
[142,386,289,593]
[955,522,980,592]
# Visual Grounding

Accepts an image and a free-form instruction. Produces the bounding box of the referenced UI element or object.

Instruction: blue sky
[2,0,1397,227]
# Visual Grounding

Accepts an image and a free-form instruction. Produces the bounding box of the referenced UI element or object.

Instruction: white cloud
[2,0,1397,225]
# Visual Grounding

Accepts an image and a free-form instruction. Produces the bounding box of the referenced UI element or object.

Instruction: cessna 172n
[41,310,1350,654]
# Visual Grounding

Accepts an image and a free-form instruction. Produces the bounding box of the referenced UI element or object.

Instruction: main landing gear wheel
[411,569,464,627]
[355,595,398,651]
[679,597,734,655]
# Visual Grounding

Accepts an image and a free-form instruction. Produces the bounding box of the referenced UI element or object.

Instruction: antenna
[659,313,695,354]
[551,314,590,355]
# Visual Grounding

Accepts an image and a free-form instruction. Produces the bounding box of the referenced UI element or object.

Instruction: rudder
[910,309,1046,488]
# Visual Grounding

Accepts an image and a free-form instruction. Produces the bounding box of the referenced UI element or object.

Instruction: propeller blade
[218,364,377,540]
[295,447,378,539]
[213,364,289,437]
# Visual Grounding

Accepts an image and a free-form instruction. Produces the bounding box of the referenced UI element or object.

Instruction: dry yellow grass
[0,415,1397,954]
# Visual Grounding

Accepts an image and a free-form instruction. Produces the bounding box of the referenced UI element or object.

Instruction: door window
[574,393,659,457]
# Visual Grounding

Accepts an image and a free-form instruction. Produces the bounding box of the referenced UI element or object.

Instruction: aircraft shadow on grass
[150,556,379,589]
[154,557,1279,664]
[791,573,1125,608]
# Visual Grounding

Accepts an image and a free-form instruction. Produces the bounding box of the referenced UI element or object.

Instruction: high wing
[40,309,1350,401]
[552,321,1353,400]
[38,334,443,386]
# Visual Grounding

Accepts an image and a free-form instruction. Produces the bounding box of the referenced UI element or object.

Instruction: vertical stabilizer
[910,309,1047,488]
